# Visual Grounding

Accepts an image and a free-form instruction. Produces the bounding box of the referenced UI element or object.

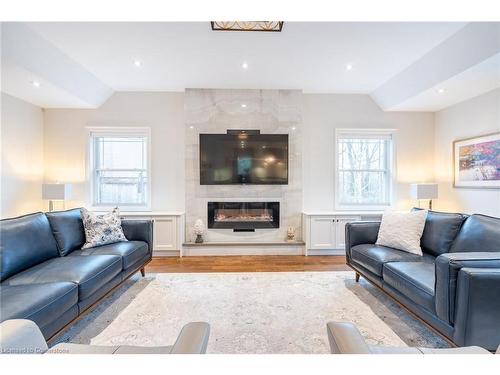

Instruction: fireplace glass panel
[208,202,280,229]
[214,208,273,223]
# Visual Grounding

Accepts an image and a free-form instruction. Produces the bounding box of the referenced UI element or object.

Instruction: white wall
[302,94,435,212]
[43,92,185,211]
[42,92,436,215]
[8,89,497,219]
[434,89,500,216]
[1,93,44,217]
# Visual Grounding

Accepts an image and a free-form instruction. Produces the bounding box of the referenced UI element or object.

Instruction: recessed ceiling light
[31,80,41,88]
[437,88,446,94]
[291,126,296,131]
[241,62,249,70]
[346,64,353,71]
[241,104,247,108]
[189,125,194,129]
[134,60,142,68]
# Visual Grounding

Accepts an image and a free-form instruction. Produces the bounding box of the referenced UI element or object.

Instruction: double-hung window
[89,128,150,209]
[335,130,394,209]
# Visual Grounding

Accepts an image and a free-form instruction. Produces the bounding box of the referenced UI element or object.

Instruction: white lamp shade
[410,183,438,200]
[42,183,72,200]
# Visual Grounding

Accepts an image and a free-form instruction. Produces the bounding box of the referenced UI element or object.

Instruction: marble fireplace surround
[185,88,303,244]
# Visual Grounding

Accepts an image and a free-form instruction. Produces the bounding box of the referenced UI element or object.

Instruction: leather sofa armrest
[453,268,500,351]
[435,252,500,325]
[326,322,372,354]
[170,322,210,354]
[121,219,154,255]
[345,221,380,263]
[0,319,48,354]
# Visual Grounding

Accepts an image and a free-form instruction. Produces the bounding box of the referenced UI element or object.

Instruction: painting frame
[453,132,500,189]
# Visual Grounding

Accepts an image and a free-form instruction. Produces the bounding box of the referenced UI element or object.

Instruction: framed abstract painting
[453,132,500,189]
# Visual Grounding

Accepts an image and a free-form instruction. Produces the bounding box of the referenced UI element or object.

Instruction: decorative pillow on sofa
[81,207,127,249]
[376,209,428,256]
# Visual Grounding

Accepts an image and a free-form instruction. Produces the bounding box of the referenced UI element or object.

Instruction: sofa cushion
[70,241,149,270]
[0,282,78,329]
[383,259,436,312]
[46,208,85,256]
[376,210,427,256]
[3,255,122,301]
[351,244,425,277]
[0,213,59,282]
[81,208,127,249]
[413,209,467,257]
[450,214,500,253]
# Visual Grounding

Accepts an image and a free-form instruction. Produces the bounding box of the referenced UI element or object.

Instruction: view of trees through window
[337,135,392,206]
[92,135,148,207]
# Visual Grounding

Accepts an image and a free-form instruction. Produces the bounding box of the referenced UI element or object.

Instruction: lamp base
[48,200,65,212]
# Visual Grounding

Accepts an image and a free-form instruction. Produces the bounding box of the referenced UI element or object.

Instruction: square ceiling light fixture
[211,21,284,32]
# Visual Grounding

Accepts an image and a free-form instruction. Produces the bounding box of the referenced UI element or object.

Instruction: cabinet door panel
[310,217,336,249]
[335,216,361,250]
[153,217,178,251]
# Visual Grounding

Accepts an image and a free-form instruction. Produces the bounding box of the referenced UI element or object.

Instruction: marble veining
[184,89,303,243]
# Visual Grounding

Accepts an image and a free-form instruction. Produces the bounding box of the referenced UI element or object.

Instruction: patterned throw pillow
[81,207,128,249]
[376,209,428,256]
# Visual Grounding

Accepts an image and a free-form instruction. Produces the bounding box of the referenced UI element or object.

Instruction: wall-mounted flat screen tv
[200,133,288,185]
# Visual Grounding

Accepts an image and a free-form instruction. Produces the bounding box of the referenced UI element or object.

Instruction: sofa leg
[355,272,360,282]
[140,268,145,277]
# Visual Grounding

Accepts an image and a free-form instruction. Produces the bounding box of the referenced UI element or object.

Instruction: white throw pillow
[376,209,427,256]
[81,207,127,249]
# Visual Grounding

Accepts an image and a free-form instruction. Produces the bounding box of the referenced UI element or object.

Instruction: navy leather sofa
[346,210,500,350]
[0,209,153,341]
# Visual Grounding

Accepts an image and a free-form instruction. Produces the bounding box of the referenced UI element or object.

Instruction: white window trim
[86,126,152,211]
[334,128,397,211]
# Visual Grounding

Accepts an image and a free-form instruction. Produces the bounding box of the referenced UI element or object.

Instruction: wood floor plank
[146,255,349,273]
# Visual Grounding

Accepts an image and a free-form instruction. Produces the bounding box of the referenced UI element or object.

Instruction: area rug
[55,271,449,353]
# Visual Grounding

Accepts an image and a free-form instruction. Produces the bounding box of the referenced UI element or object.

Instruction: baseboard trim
[182,245,305,256]
[153,250,181,257]
[307,249,345,256]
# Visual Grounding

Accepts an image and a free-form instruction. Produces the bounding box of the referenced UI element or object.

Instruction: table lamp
[410,183,438,210]
[42,183,72,211]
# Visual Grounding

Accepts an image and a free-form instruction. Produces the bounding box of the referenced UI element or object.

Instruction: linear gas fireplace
[208,202,280,231]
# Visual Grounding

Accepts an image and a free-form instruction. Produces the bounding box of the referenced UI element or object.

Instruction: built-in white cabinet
[118,212,185,256]
[309,216,338,250]
[303,212,382,255]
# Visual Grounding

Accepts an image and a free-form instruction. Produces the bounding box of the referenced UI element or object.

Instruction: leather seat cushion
[351,244,425,276]
[46,208,85,256]
[450,214,500,253]
[0,282,78,328]
[0,213,60,282]
[70,241,149,270]
[412,209,467,256]
[383,259,436,312]
[3,255,122,301]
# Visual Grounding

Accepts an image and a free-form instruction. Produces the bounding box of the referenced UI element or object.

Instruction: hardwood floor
[146,255,349,273]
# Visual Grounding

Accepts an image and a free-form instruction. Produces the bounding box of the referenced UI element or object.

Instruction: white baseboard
[182,244,305,256]
[153,248,344,257]
[306,249,345,256]
[153,250,181,257]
